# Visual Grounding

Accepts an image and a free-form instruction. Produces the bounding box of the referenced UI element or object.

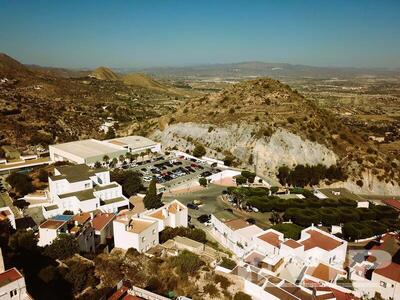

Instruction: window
[10,289,17,297]
[153,240,156,245]
[141,237,145,242]
[84,183,90,188]
[380,281,387,288]
[152,229,156,235]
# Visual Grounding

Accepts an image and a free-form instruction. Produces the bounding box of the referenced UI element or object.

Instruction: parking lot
[119,154,221,188]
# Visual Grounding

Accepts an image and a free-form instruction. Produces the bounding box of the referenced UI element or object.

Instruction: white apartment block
[48,164,129,214]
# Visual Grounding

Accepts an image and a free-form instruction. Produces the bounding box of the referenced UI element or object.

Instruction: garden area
[227,186,400,241]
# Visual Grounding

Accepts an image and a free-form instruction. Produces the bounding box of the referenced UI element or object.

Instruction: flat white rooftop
[50,139,121,159]
[105,136,158,149]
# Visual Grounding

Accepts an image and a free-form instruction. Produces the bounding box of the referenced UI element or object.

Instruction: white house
[37,217,70,247]
[0,267,32,300]
[113,211,159,252]
[210,213,263,257]
[140,200,188,232]
[48,164,129,214]
[38,213,95,253]
[297,226,347,267]
[92,212,115,246]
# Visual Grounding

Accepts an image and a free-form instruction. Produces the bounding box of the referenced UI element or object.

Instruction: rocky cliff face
[153,122,400,195]
[152,122,338,175]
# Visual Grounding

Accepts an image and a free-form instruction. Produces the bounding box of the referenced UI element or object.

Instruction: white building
[350,234,400,300]
[48,164,129,214]
[297,226,347,267]
[140,200,188,232]
[113,211,159,252]
[210,213,263,257]
[92,212,115,246]
[49,135,161,165]
[0,267,32,300]
[113,200,188,253]
[37,217,70,247]
[0,207,16,229]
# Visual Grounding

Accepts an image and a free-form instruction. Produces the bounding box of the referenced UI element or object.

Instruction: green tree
[6,172,35,196]
[235,175,247,185]
[102,155,110,165]
[193,144,206,158]
[38,169,49,182]
[119,155,125,164]
[105,127,116,139]
[44,234,79,260]
[234,291,252,300]
[94,161,102,168]
[170,250,204,275]
[199,177,207,187]
[143,177,162,209]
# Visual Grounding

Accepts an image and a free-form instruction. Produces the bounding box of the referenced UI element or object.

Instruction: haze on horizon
[0,0,399,69]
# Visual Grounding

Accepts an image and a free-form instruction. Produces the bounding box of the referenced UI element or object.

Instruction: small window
[152,229,156,235]
[141,237,145,242]
[84,183,90,188]
[10,289,17,297]
[380,281,387,288]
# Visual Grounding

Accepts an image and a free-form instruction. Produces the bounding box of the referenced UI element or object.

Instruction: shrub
[6,172,35,196]
[219,257,236,270]
[170,250,204,275]
[43,234,79,260]
[199,177,207,187]
[193,144,206,158]
[234,291,252,300]
[357,208,376,220]
[343,222,374,241]
[214,274,231,290]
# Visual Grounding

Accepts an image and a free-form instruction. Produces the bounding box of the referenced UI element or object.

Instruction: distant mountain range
[137,62,400,79]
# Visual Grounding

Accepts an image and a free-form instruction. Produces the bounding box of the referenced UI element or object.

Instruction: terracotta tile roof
[264,283,299,300]
[383,198,400,210]
[92,213,115,231]
[374,262,400,282]
[367,233,400,263]
[148,209,165,220]
[224,219,250,231]
[72,212,91,225]
[300,229,342,251]
[283,239,302,249]
[39,219,66,229]
[168,202,184,213]
[305,263,346,282]
[258,231,281,247]
[244,251,265,266]
[0,268,23,288]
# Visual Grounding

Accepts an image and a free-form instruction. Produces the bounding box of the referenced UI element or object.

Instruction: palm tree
[119,154,125,164]
[125,152,132,163]
[110,157,118,168]
[102,155,110,166]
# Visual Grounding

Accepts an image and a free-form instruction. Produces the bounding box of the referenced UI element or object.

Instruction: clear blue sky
[0,0,399,69]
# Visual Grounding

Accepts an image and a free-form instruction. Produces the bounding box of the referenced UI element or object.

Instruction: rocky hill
[0,53,190,149]
[0,53,33,78]
[152,78,400,194]
[90,66,120,81]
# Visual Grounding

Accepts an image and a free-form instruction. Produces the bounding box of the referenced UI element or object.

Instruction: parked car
[187,203,199,210]
[197,214,211,223]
